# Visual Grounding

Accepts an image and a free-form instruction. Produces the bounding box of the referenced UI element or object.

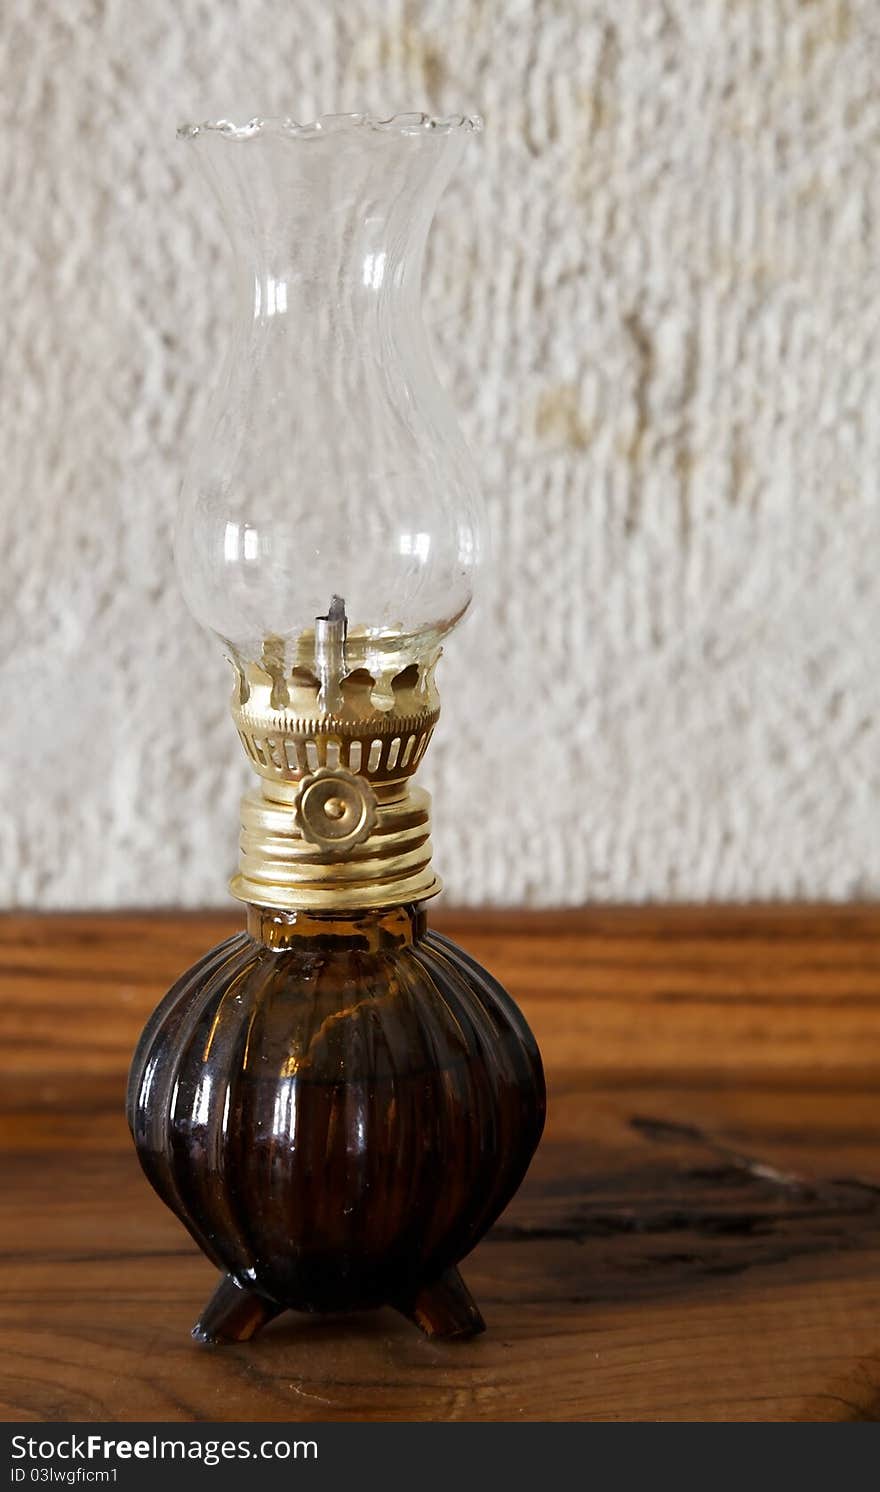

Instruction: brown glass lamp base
[127,905,545,1345]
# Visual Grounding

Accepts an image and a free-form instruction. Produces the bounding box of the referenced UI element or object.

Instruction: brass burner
[226,626,443,912]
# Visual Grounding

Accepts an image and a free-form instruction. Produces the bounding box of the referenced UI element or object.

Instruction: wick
[315,594,348,713]
[318,594,348,634]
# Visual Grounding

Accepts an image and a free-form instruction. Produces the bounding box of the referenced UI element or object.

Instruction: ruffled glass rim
[178,111,483,141]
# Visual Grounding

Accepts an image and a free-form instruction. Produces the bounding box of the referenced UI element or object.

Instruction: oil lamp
[127,112,545,1344]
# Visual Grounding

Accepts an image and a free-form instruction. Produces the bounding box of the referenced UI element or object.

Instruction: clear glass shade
[175,113,485,677]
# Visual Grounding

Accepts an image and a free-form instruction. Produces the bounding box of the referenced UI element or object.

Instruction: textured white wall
[3,0,879,907]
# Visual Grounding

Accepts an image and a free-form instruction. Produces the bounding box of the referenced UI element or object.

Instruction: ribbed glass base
[127,905,545,1341]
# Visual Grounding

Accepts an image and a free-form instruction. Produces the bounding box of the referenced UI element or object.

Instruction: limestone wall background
[3,0,878,905]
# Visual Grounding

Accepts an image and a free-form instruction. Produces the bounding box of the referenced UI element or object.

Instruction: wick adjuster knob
[293,767,378,855]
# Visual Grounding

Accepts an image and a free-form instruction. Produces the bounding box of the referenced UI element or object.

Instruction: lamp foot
[395,1266,486,1340]
[192,1273,283,1345]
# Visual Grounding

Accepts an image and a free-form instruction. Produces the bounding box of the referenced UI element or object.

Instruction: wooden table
[2,906,880,1423]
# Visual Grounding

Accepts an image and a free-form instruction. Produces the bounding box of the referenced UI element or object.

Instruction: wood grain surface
[2,906,880,1423]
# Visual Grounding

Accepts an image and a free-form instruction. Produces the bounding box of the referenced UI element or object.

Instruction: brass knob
[293,767,378,855]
